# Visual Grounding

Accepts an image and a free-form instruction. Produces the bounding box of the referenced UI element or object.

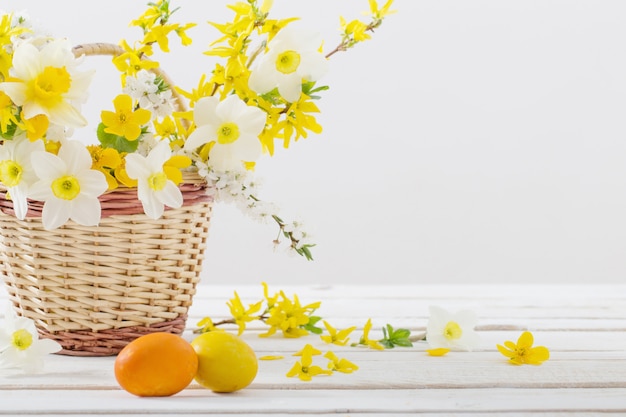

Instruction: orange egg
[114,332,198,397]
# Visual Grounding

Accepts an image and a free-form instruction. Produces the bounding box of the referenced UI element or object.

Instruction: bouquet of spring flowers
[0,0,395,260]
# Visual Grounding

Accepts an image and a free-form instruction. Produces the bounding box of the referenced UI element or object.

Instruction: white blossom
[426,306,481,351]
[125,141,183,219]
[0,304,62,373]
[183,95,265,171]
[29,141,108,230]
[249,25,328,103]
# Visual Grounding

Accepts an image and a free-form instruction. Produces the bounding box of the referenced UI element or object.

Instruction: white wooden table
[1,284,625,416]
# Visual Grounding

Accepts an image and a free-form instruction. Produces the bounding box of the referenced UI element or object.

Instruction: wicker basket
[0,43,213,356]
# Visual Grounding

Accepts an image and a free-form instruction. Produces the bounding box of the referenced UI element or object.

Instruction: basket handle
[72,42,188,114]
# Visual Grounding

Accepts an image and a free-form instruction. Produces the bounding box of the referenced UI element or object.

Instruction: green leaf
[259,88,283,105]
[307,315,322,326]
[391,328,411,340]
[301,315,323,334]
[302,81,329,100]
[97,123,139,153]
[303,324,323,334]
[298,244,315,261]
[379,339,394,349]
[378,323,413,349]
[392,339,414,348]
[0,123,18,140]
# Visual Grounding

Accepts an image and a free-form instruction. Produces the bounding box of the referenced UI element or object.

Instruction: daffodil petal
[277,72,302,103]
[30,151,66,182]
[193,96,220,126]
[0,82,26,106]
[299,52,328,81]
[155,181,183,209]
[77,170,107,197]
[59,141,92,173]
[8,186,28,220]
[248,64,278,95]
[41,198,71,230]
[69,195,102,226]
[124,153,150,180]
[138,184,164,219]
[46,101,87,127]
[184,124,215,151]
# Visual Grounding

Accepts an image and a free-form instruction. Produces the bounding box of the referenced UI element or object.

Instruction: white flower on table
[29,140,108,230]
[184,95,266,172]
[426,306,481,351]
[0,137,44,219]
[125,140,183,219]
[248,25,329,103]
[0,38,94,127]
[0,305,62,373]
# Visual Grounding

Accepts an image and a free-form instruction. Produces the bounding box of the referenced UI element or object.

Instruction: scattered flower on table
[324,351,359,374]
[352,318,385,350]
[195,283,323,338]
[0,305,62,373]
[286,343,332,381]
[497,331,550,366]
[426,306,481,351]
[259,291,322,338]
[226,291,263,336]
[293,343,322,357]
[320,320,356,346]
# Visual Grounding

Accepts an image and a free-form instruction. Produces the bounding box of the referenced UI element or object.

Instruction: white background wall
[3,0,626,285]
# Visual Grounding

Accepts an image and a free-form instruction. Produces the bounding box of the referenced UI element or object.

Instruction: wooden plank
[5,283,624,303]
[187,300,626,319]
[1,388,625,414]
[18,414,623,417]
[191,284,626,300]
[1,349,624,390]
[183,316,626,332]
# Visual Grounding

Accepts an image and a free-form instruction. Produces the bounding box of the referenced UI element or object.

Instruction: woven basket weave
[0,43,213,356]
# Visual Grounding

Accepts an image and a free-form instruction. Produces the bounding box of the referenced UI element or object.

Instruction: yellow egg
[191,332,258,393]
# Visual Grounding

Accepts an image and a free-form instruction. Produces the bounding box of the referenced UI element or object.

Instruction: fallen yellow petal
[426,348,450,357]
[259,355,284,361]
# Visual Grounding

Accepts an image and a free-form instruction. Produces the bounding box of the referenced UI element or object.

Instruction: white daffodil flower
[248,25,328,103]
[184,95,265,171]
[0,137,44,219]
[426,306,481,351]
[125,140,183,219]
[0,38,94,127]
[29,140,108,230]
[0,304,62,373]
